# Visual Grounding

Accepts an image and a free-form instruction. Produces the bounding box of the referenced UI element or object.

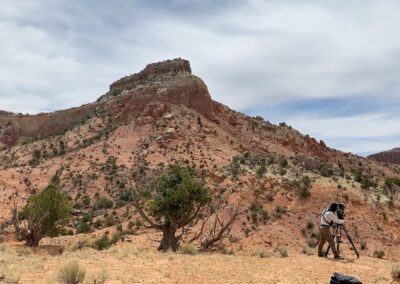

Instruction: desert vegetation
[132,163,240,252]
[12,185,71,247]
[0,58,399,283]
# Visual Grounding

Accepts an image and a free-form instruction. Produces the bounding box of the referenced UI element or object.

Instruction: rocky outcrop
[98,58,214,122]
[0,122,17,147]
[368,148,400,165]
[110,58,191,91]
[0,104,97,146]
[0,58,215,147]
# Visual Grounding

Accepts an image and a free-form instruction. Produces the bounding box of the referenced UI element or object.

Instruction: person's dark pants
[318,226,340,257]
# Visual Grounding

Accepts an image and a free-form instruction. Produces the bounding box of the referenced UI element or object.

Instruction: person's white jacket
[320,208,345,226]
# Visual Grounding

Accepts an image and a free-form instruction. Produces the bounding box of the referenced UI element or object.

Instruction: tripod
[325,224,360,258]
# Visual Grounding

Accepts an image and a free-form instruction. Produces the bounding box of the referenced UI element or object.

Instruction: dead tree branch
[187,202,242,252]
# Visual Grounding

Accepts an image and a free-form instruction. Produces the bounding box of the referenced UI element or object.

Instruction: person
[317,203,345,259]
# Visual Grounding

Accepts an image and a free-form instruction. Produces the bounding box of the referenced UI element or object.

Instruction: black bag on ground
[330,272,362,284]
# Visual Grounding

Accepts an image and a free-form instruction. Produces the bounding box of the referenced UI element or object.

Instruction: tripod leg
[336,227,341,254]
[341,225,360,258]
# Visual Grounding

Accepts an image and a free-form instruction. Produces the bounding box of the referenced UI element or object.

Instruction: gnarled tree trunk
[19,228,41,247]
[159,222,178,252]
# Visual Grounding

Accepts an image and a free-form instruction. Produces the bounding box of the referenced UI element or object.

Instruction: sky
[1,0,400,156]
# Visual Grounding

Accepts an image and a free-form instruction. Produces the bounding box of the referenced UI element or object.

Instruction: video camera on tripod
[325,202,360,258]
[335,202,345,220]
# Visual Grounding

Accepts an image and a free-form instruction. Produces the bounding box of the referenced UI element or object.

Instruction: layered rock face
[100,58,214,123]
[0,58,214,147]
[0,105,96,147]
[368,148,400,165]
[110,58,192,91]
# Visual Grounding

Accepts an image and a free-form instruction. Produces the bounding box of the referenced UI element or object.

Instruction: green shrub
[28,149,42,166]
[134,219,144,227]
[229,161,241,179]
[360,177,377,190]
[243,227,251,237]
[103,216,117,227]
[256,163,267,178]
[57,261,85,284]
[373,249,385,259]
[76,221,93,234]
[360,240,367,250]
[296,176,312,198]
[354,171,377,190]
[95,197,114,210]
[319,163,334,177]
[17,185,71,246]
[92,234,111,251]
[118,189,134,203]
[82,195,90,206]
[249,202,269,224]
[265,191,274,202]
[275,205,287,218]
[127,221,134,229]
[385,177,400,188]
[279,158,288,168]
[92,232,121,251]
[306,221,314,231]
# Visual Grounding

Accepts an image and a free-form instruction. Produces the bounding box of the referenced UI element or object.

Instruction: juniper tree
[12,185,71,246]
[133,164,211,252]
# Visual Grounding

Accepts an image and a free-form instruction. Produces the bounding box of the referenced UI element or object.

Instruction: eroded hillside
[0,59,399,262]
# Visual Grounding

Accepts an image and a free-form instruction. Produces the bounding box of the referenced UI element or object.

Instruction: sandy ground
[0,241,397,284]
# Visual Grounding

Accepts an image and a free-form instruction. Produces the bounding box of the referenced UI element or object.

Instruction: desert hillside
[369,148,400,165]
[0,59,399,283]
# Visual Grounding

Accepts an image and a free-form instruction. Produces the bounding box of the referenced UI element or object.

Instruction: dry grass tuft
[275,245,288,258]
[57,261,86,284]
[251,247,267,258]
[0,243,8,252]
[0,263,21,283]
[179,243,198,255]
[301,244,314,256]
[84,269,108,284]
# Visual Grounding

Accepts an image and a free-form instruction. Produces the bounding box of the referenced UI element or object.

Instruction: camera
[335,202,345,219]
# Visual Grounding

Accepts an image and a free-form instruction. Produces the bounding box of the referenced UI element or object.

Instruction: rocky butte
[0,58,214,148]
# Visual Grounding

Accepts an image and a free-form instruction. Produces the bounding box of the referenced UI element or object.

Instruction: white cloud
[0,0,399,153]
[283,112,400,154]
[287,113,400,139]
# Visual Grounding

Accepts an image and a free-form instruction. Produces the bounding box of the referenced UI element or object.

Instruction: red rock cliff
[0,58,214,147]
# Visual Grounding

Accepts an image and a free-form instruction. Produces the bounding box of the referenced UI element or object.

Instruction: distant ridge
[368,148,400,165]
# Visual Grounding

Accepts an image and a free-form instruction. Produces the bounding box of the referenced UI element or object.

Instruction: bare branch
[132,202,162,229]
[179,204,205,228]
[188,213,212,243]
[198,203,241,252]
[10,194,22,239]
